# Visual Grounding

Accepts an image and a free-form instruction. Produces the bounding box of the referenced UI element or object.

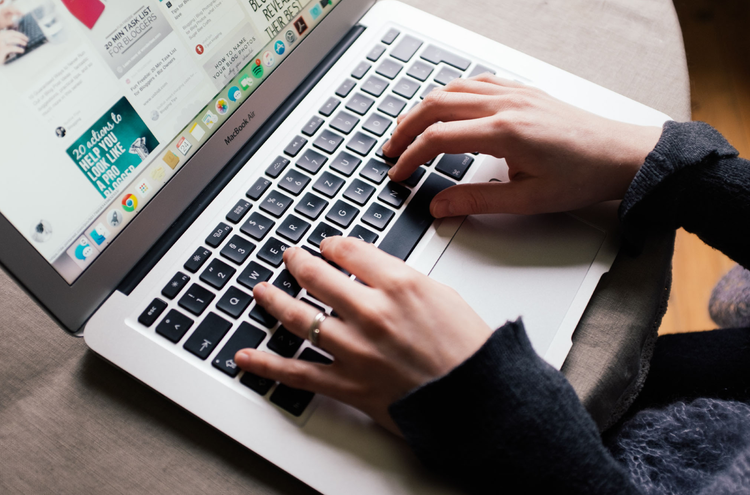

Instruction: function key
[155,309,194,343]
[138,298,167,327]
[178,283,215,316]
[265,156,291,178]
[241,211,275,241]
[307,222,342,247]
[376,58,403,80]
[313,129,344,155]
[276,214,311,244]
[392,77,420,99]
[401,166,427,188]
[283,136,308,158]
[294,192,329,220]
[343,178,375,205]
[278,168,311,196]
[246,177,272,201]
[257,237,290,267]
[349,225,378,244]
[362,113,392,137]
[216,286,254,319]
[362,203,395,231]
[378,181,410,208]
[162,272,190,299]
[220,234,255,265]
[184,247,211,273]
[420,44,471,71]
[406,60,433,82]
[436,154,474,181]
[325,200,359,228]
[237,261,273,290]
[359,158,391,185]
[335,78,357,98]
[381,28,400,45]
[312,171,345,198]
[377,95,407,118]
[330,111,359,135]
[366,45,386,61]
[346,132,377,156]
[205,222,233,248]
[329,151,361,176]
[260,190,293,218]
[296,148,328,174]
[301,115,324,136]
[468,64,497,78]
[345,93,374,116]
[361,75,389,98]
[183,312,232,360]
[213,322,267,377]
[267,326,303,357]
[272,269,302,298]
[434,66,461,86]
[351,61,371,80]
[319,97,340,117]
[390,35,423,63]
[200,258,236,290]
[226,199,251,224]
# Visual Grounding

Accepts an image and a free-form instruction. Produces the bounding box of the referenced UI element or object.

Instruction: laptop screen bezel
[0,0,375,334]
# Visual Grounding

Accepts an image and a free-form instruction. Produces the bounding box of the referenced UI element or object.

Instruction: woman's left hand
[235,237,493,434]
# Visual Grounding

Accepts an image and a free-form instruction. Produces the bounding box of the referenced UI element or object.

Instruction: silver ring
[308,312,326,347]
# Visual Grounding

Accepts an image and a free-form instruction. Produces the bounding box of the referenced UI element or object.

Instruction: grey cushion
[0,0,689,492]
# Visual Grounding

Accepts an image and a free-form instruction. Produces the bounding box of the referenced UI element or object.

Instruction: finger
[439,76,523,95]
[430,180,545,217]
[466,72,529,89]
[8,32,28,45]
[252,281,350,356]
[319,236,414,289]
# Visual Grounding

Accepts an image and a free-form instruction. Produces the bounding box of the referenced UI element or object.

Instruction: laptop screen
[0,0,339,284]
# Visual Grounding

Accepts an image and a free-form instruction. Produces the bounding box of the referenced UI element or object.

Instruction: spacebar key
[378,173,454,261]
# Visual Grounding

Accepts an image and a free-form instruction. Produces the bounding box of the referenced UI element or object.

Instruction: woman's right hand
[0,30,27,63]
[383,74,663,218]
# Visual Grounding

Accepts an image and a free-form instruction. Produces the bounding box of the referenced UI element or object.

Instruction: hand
[235,237,493,434]
[0,6,21,29]
[0,30,27,63]
[383,74,662,217]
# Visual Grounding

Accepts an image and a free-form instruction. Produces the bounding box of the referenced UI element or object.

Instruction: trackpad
[428,213,605,357]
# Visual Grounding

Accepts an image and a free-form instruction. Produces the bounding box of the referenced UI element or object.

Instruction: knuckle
[281,303,308,328]
[421,89,448,110]
[283,361,311,389]
[420,122,446,146]
[461,190,489,214]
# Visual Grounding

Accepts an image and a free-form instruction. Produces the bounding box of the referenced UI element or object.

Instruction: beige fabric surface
[0,0,689,493]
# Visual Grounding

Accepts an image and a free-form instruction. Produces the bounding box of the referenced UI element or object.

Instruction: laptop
[4,12,48,63]
[0,0,670,492]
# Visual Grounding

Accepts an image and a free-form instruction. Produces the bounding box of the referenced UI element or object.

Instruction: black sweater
[389,121,750,494]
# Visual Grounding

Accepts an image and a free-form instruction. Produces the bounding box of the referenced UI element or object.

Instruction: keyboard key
[267,326,303,357]
[273,269,302,297]
[377,95,407,118]
[241,212,275,241]
[420,44,471,71]
[270,348,332,416]
[366,44,386,61]
[162,272,190,299]
[299,347,333,363]
[325,200,359,228]
[330,111,359,135]
[468,64,497,78]
[212,322,266,377]
[378,181,410,208]
[362,202,395,231]
[420,83,438,99]
[155,309,194,343]
[260,190,293,218]
[294,192,328,220]
[249,304,278,327]
[401,166,427,188]
[301,298,325,312]
[329,151,361,176]
[313,129,344,155]
[200,258,236,290]
[313,171,345,198]
[342,178,375,205]
[284,136,308,158]
[362,113,392,137]
[393,77,420,99]
[336,78,357,97]
[381,28,400,45]
[246,177,272,201]
[257,237,289,267]
[346,132,377,156]
[351,61,370,80]
[296,148,328,174]
[265,156,291,178]
[435,153,474,180]
[390,35,423,63]
[349,225,378,244]
[345,93,374,116]
[434,66,461,86]
[301,115,324,136]
[361,75,388,97]
[183,312,232,360]
[378,173,454,260]
[184,247,211,273]
[276,214,311,243]
[179,283,216,316]
[205,223,233,248]
[319,97,340,117]
[240,369,275,395]
[216,286,253,319]
[138,298,167,327]
[220,235,255,265]
[226,199,251,224]
[307,222,342,247]
[359,158,391,184]
[407,60,434,82]
[278,168,311,196]
[376,58,403,80]
[237,261,273,290]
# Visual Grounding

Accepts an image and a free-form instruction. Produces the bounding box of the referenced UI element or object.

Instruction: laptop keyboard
[136,26,497,418]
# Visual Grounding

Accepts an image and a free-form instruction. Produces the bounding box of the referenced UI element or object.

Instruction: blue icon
[74,239,93,260]
[309,4,322,20]
[90,229,106,245]
[274,40,285,55]
[227,86,241,102]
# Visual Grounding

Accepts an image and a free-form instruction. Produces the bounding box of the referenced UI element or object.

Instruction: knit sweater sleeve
[619,120,749,267]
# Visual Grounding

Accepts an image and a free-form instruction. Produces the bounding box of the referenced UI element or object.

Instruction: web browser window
[0,0,338,284]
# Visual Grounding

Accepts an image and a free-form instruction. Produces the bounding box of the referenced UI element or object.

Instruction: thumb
[430,181,535,217]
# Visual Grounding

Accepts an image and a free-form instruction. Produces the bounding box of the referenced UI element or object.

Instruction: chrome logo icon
[121,194,138,212]
[215,98,229,115]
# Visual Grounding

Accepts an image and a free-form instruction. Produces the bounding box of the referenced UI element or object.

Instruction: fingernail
[387,168,395,178]
[234,350,252,367]
[432,199,450,218]
[253,282,267,298]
